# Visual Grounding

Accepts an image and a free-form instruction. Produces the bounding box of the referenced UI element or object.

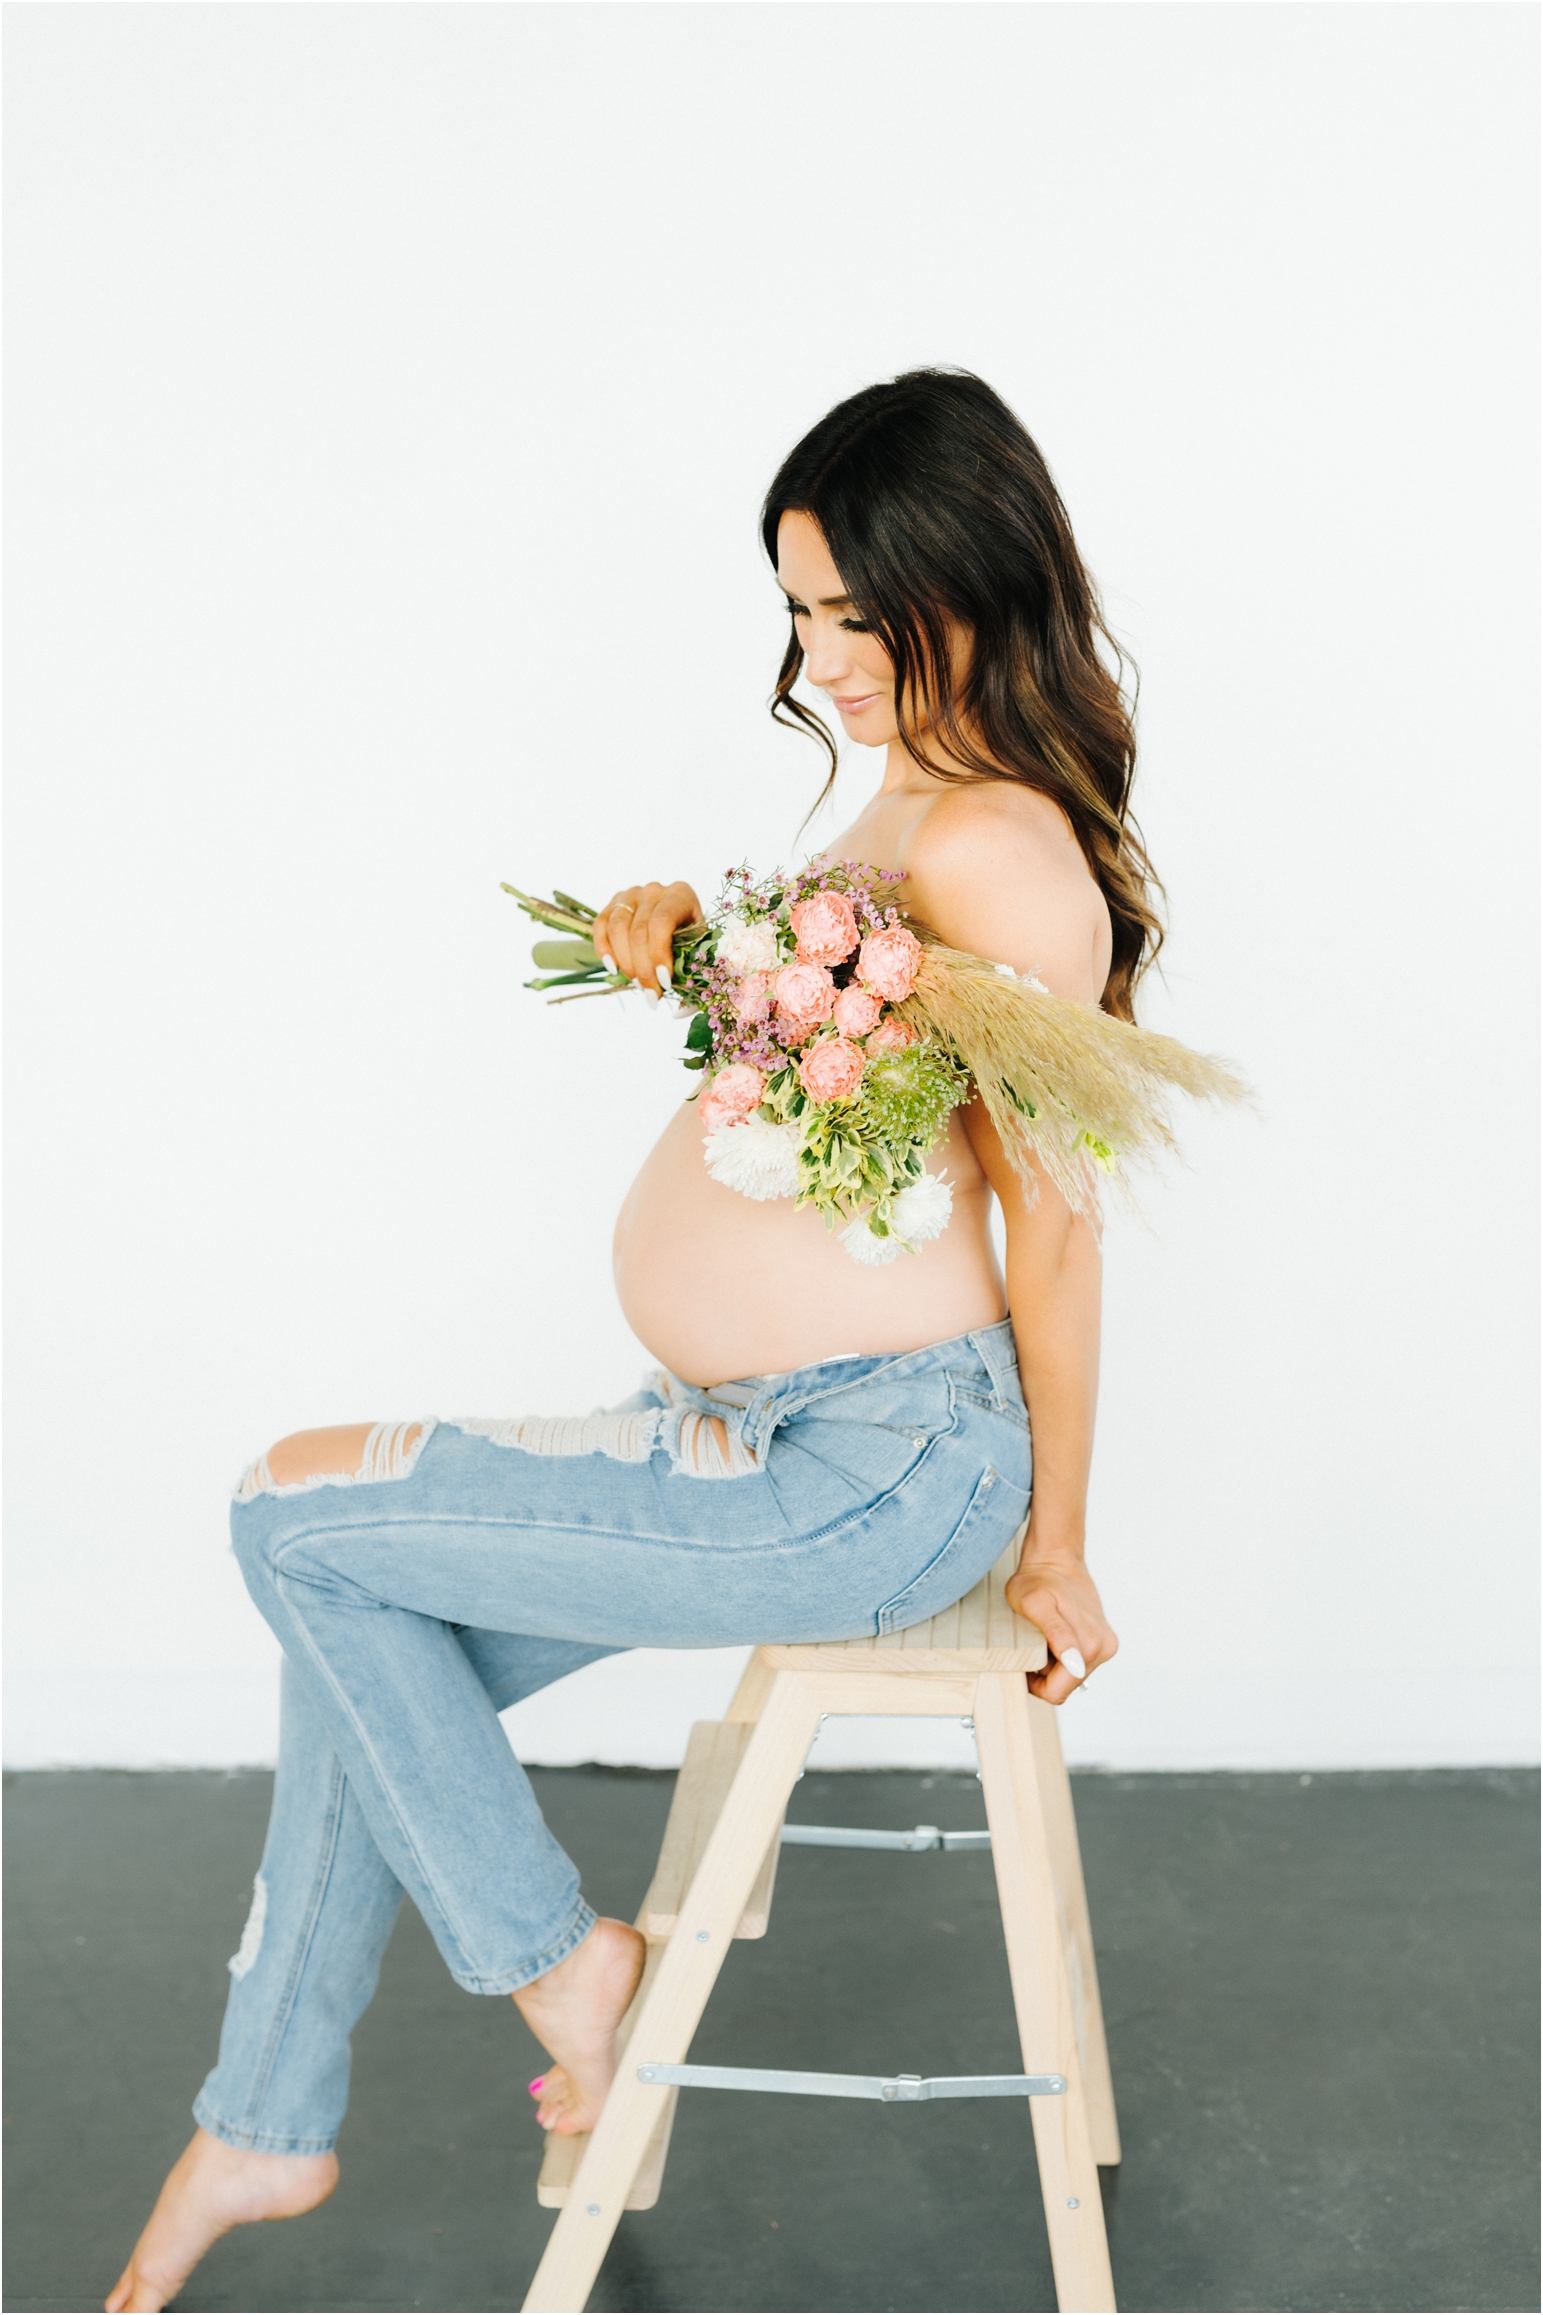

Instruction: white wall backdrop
[6,3,1537,1774]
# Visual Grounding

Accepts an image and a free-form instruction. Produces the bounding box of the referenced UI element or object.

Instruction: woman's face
[776,510,902,748]
[776,509,968,754]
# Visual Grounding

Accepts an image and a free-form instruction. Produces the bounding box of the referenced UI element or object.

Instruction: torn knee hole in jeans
[445,1401,761,1479]
[233,1420,435,1502]
[234,1386,763,1499]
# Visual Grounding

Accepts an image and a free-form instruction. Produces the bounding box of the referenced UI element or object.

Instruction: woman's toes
[533,2066,584,2134]
[104,2269,164,2314]
[104,2136,339,2314]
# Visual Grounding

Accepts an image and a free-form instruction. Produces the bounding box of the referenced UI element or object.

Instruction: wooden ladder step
[642,1719,785,1941]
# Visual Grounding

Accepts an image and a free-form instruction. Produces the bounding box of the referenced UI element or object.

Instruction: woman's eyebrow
[780,588,854,607]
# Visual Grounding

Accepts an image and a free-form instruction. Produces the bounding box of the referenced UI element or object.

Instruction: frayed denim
[196,1323,1030,2153]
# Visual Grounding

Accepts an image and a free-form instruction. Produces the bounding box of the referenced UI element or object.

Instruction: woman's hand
[590,881,704,1004]
[1006,1541,1118,1706]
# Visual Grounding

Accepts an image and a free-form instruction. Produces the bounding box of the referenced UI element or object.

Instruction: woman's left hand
[1006,1543,1118,1705]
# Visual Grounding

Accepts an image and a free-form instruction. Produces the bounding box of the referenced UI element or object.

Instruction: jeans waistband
[659,1317,1019,1467]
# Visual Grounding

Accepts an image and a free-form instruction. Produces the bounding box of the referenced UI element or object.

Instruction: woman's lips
[833,693,879,712]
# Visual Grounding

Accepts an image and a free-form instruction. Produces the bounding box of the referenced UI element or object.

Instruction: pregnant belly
[613,1103,1007,1386]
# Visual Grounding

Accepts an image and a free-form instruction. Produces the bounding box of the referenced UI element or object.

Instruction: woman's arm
[897,783,1119,1703]
[960,1102,1118,1703]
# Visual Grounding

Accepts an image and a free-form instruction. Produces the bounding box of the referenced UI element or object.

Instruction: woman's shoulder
[897,778,1110,1001]
[901,776,1089,876]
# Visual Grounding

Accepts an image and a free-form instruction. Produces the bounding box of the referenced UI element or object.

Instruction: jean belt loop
[971,1323,1017,1412]
[746,1377,784,1463]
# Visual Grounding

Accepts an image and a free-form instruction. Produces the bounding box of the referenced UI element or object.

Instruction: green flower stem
[501,884,595,937]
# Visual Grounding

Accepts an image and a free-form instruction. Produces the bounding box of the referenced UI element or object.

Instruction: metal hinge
[780,1822,992,1853]
[636,2063,1063,2100]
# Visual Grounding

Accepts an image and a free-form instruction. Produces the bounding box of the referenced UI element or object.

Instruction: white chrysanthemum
[716,916,780,975]
[839,1213,906,1265]
[891,1171,954,1244]
[703,1115,801,1201]
[839,1172,954,1265]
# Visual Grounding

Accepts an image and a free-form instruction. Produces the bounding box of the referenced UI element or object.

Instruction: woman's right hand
[591,882,704,1003]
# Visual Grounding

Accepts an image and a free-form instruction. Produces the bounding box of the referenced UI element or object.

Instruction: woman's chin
[839,710,892,746]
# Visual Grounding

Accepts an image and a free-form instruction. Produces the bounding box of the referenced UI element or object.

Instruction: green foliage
[753,1042,963,1231]
[531,939,599,969]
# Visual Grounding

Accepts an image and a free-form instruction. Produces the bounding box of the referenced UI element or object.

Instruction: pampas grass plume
[896,935,1251,1218]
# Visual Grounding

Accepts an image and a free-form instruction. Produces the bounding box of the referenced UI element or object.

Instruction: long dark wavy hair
[761,369,1162,1020]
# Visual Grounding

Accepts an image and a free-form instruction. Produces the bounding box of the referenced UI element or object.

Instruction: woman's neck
[880,724,983,794]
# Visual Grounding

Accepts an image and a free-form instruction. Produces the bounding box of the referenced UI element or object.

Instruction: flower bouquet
[502,861,1247,1264]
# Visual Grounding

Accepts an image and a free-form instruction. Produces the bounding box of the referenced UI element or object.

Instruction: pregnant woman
[108,368,1158,2312]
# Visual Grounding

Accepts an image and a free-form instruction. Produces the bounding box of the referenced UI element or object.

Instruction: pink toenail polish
[528,2076,546,2095]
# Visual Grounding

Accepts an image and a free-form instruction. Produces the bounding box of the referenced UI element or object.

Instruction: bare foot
[512,1915,646,2135]
[105,2126,338,2312]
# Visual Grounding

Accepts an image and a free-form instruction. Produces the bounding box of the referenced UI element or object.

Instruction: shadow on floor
[3,1765,1537,2313]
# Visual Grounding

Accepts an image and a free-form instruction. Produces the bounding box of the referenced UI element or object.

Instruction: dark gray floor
[4,1766,1537,2314]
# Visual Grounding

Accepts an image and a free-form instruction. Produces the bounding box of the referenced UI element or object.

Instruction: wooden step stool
[523,1537,1120,2314]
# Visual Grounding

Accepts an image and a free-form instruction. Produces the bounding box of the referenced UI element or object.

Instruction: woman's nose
[802,624,852,688]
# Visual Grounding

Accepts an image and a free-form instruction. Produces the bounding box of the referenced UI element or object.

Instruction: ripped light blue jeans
[196,1322,1031,2154]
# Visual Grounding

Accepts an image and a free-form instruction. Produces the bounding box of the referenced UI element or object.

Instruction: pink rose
[697,1086,741,1134]
[857,923,923,1002]
[832,985,883,1038]
[798,1037,866,1104]
[774,961,836,1028]
[731,971,775,1024]
[865,1016,916,1056]
[790,890,859,967]
[711,1064,765,1117]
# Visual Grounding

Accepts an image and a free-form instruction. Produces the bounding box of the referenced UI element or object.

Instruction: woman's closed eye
[782,596,874,634]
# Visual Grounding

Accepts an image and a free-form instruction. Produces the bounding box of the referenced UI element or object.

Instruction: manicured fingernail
[643,985,659,1006]
[600,955,615,974]
[528,2076,546,2095]
[655,963,671,992]
[1060,1648,1087,1680]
